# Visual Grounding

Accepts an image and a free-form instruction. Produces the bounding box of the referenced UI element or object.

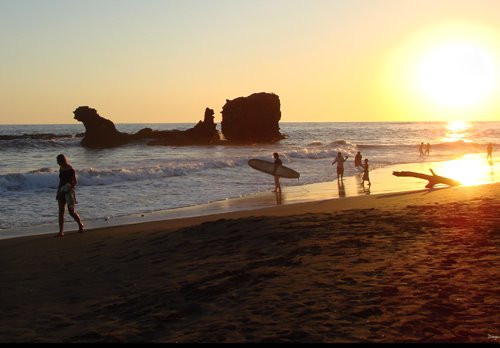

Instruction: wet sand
[0,181,498,343]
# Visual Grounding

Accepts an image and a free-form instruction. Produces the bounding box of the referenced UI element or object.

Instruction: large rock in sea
[221,92,284,143]
[74,106,220,148]
[73,106,132,147]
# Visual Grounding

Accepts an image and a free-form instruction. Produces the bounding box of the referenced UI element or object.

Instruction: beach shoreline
[0,181,498,342]
[2,156,498,241]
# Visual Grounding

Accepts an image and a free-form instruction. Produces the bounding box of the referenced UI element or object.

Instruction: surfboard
[248,159,300,179]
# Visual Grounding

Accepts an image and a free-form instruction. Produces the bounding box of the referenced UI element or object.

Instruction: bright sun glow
[418,41,497,108]
[432,155,494,186]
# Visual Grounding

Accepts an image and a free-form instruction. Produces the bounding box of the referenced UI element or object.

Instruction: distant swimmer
[332,152,349,181]
[56,154,84,237]
[354,151,362,168]
[272,152,282,193]
[425,143,431,156]
[361,158,371,186]
[487,143,493,161]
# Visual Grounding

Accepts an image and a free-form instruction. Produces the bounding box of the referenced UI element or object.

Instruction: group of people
[332,151,371,186]
[57,143,495,236]
[272,151,371,196]
[59,151,369,237]
[419,142,431,157]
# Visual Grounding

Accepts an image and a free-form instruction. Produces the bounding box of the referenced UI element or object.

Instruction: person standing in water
[354,151,362,168]
[332,152,349,181]
[56,154,84,237]
[361,158,371,186]
[487,143,493,161]
[272,152,282,193]
[419,142,425,157]
[425,143,431,156]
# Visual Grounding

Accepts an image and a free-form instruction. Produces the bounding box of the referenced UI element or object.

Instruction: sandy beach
[0,180,498,343]
[3,0,500,343]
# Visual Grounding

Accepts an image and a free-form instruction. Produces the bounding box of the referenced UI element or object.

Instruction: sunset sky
[1,0,500,124]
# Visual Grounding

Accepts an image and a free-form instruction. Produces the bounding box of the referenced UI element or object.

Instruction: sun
[418,41,497,108]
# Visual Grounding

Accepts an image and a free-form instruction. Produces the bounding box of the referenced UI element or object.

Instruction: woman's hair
[56,154,68,165]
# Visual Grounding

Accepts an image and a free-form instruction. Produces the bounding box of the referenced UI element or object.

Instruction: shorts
[57,190,76,210]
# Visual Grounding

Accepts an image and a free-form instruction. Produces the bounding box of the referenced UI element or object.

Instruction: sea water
[0,121,498,238]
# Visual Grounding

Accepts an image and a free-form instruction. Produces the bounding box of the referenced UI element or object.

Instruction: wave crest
[0,159,245,192]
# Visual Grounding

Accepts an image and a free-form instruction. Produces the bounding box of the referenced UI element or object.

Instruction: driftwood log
[392,169,461,188]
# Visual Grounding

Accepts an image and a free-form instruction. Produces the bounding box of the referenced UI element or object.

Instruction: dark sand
[0,183,498,343]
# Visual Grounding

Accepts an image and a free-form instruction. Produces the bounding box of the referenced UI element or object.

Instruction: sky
[1,0,500,124]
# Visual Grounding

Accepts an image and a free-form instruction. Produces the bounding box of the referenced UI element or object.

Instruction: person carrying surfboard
[332,152,349,181]
[272,152,282,193]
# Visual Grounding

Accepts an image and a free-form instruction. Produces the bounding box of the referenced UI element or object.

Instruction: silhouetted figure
[487,143,493,161]
[425,143,431,156]
[272,152,282,193]
[354,151,362,168]
[361,158,371,186]
[419,142,424,157]
[56,154,84,237]
[332,152,349,181]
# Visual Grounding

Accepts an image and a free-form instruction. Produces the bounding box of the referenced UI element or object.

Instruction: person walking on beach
[425,143,431,156]
[332,152,349,181]
[487,143,493,161]
[354,151,362,168]
[56,154,84,237]
[272,152,282,193]
[361,158,371,186]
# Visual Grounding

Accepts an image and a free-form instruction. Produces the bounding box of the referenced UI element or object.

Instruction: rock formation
[221,92,284,143]
[74,106,220,148]
[147,108,220,146]
[73,106,133,148]
[74,92,285,148]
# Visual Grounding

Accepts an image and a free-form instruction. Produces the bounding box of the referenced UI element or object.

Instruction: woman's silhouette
[56,154,84,237]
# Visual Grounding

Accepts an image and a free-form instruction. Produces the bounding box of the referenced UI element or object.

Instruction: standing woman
[56,154,84,237]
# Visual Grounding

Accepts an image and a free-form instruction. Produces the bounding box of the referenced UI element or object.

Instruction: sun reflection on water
[444,120,471,142]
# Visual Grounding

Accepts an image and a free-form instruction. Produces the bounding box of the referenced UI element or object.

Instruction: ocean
[0,121,498,239]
